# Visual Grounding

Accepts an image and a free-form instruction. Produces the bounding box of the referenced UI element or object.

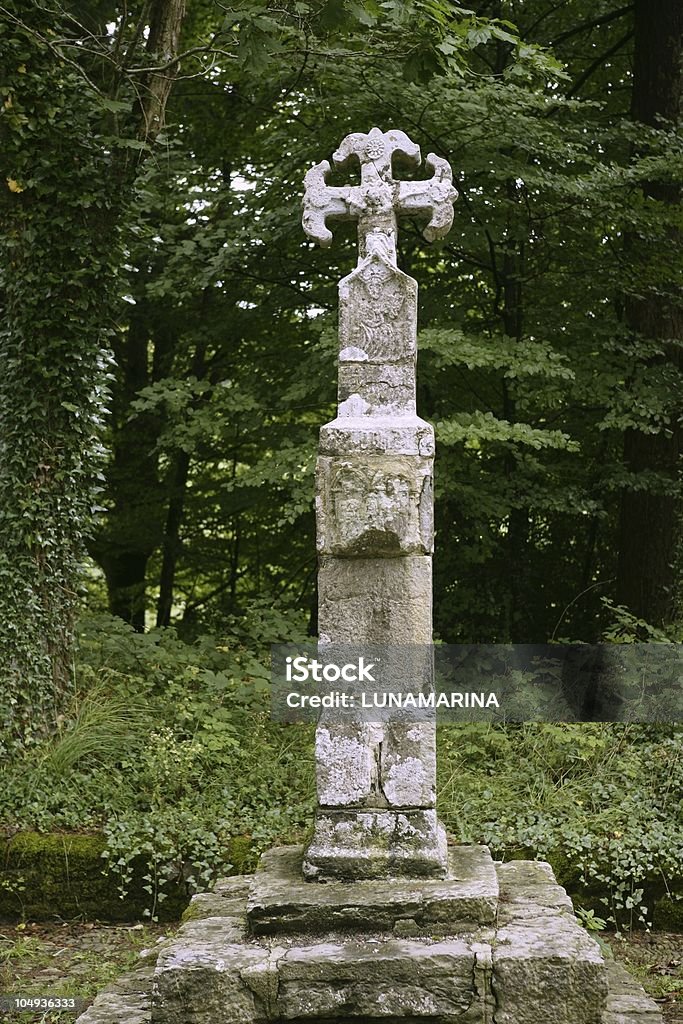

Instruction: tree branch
[551,4,633,47]
[0,5,104,96]
[567,30,634,98]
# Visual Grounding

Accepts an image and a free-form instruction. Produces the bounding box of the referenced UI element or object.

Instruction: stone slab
[337,361,416,417]
[601,960,663,1023]
[303,809,448,881]
[247,845,499,935]
[275,937,480,1020]
[152,929,269,1024]
[318,555,432,644]
[151,878,264,1024]
[75,964,153,1024]
[319,415,435,457]
[381,720,437,807]
[493,860,609,1024]
[338,253,417,365]
[182,892,249,922]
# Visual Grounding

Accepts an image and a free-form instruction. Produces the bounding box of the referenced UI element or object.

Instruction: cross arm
[333,128,421,177]
[397,154,459,242]
[302,160,355,248]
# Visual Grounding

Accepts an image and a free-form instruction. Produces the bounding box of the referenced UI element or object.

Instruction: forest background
[0,0,681,930]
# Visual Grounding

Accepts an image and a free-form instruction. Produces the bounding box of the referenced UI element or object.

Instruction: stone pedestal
[248,845,498,935]
[81,846,656,1024]
[75,847,663,1024]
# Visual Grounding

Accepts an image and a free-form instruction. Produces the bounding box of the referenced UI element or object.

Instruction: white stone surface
[319,416,435,456]
[303,128,457,879]
[318,555,432,644]
[302,127,458,253]
[338,255,417,365]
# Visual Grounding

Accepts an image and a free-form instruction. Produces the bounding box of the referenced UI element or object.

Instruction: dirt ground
[601,929,683,1024]
[0,920,168,1021]
[0,919,681,1022]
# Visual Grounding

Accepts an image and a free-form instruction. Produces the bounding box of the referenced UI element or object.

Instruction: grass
[0,921,170,1021]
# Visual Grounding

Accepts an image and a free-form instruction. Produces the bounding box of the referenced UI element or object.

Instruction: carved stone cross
[303,127,458,261]
[302,128,458,881]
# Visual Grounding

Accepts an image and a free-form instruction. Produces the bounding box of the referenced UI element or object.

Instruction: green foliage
[219,0,562,82]
[41,686,149,776]
[91,16,681,645]
[0,609,315,917]
[438,723,683,927]
[0,1,123,723]
[4,0,675,655]
[1,0,681,938]
[576,906,608,932]
[3,618,681,927]
[601,600,683,644]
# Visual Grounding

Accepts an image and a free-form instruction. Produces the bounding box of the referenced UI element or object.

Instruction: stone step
[493,860,608,1024]
[152,929,490,1023]
[74,964,154,1024]
[247,845,499,936]
[601,961,665,1023]
[75,855,664,1024]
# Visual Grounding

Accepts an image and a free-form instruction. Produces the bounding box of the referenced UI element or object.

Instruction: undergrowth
[438,721,683,928]
[1,608,681,925]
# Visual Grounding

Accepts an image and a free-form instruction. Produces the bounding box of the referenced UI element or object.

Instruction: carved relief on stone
[338,360,416,416]
[317,456,433,556]
[319,418,435,457]
[339,255,417,364]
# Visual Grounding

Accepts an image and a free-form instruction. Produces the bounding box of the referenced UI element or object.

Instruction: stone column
[301,129,458,880]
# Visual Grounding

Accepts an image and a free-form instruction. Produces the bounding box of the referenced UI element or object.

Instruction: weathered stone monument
[302,126,455,883]
[77,129,662,1024]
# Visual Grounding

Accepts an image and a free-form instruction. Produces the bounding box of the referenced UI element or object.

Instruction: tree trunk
[89,311,167,630]
[90,0,188,631]
[615,0,683,625]
[155,335,207,627]
[140,0,188,140]
[156,450,191,627]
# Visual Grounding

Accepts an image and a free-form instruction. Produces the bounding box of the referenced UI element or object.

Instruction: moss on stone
[228,835,256,874]
[653,895,683,931]
[179,902,204,923]
[0,832,253,923]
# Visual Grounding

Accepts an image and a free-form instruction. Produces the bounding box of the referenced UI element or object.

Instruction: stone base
[248,845,498,935]
[75,850,664,1024]
[303,808,448,880]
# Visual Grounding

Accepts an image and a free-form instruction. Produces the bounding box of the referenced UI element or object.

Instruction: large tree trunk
[156,450,191,627]
[155,334,207,627]
[89,0,188,630]
[89,311,168,630]
[615,0,683,625]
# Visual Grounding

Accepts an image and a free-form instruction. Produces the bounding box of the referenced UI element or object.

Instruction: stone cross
[303,127,457,261]
[301,128,458,880]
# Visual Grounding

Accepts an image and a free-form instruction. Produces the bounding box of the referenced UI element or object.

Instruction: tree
[0,0,188,736]
[87,0,563,635]
[1,0,554,731]
[88,0,664,645]
[615,0,683,625]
